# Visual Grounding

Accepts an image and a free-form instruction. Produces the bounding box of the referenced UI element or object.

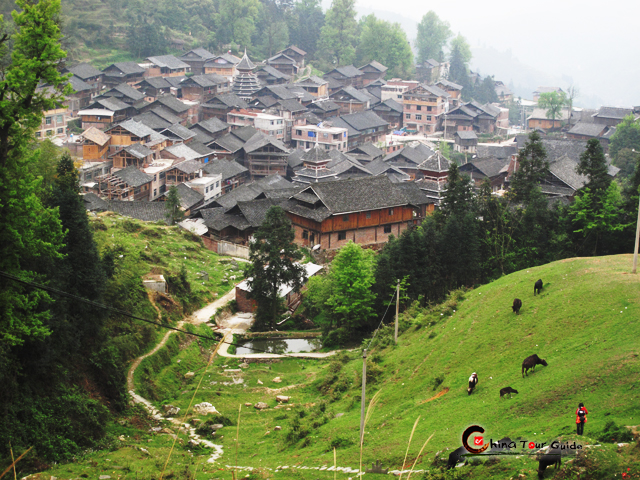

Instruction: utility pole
[394,279,400,344]
[359,349,367,445]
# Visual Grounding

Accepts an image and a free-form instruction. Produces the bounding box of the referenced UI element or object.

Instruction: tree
[537,90,567,121]
[219,0,262,48]
[416,11,452,64]
[448,43,472,100]
[317,0,357,67]
[246,206,306,330]
[565,85,579,127]
[474,75,499,104]
[355,15,414,79]
[449,34,471,65]
[440,161,475,218]
[609,115,640,161]
[26,139,63,194]
[325,241,377,339]
[254,0,290,58]
[165,186,184,225]
[0,0,69,348]
[613,148,638,180]
[577,139,611,198]
[287,0,324,60]
[509,131,549,204]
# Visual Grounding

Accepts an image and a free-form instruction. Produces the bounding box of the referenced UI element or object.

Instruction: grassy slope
[35,254,640,479]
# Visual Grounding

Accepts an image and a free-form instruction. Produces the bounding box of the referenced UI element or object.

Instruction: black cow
[447,446,467,469]
[537,445,561,479]
[490,437,513,453]
[500,387,519,398]
[534,279,543,296]
[522,354,548,377]
[512,298,522,315]
[467,375,478,395]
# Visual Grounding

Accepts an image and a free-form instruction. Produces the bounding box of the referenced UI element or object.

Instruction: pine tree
[165,185,184,225]
[317,0,358,66]
[246,206,306,330]
[441,161,475,218]
[577,139,611,198]
[509,131,549,204]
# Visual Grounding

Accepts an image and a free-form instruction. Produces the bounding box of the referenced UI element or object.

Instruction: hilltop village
[38,47,636,251]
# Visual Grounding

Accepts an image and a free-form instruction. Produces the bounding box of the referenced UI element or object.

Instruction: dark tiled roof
[348,142,384,159]
[109,119,154,138]
[149,106,183,125]
[166,183,204,210]
[418,151,451,172]
[134,111,173,130]
[202,158,248,181]
[206,92,249,109]
[107,200,168,223]
[331,86,371,104]
[476,144,516,159]
[568,122,607,137]
[395,182,430,206]
[330,65,364,78]
[378,98,403,113]
[236,51,256,71]
[104,62,145,76]
[210,133,246,153]
[199,207,252,232]
[155,95,190,113]
[109,83,145,101]
[186,142,214,157]
[360,60,387,72]
[179,48,215,61]
[123,143,153,159]
[162,123,196,141]
[548,155,587,191]
[277,98,307,113]
[147,55,190,70]
[384,146,428,165]
[328,110,388,133]
[113,166,153,187]
[138,76,172,89]
[461,157,509,178]
[539,138,587,163]
[90,97,130,112]
[436,79,463,90]
[309,99,341,112]
[455,131,478,140]
[259,64,291,80]
[243,134,290,154]
[183,73,227,87]
[593,107,632,120]
[68,62,102,79]
[68,75,93,92]
[236,198,277,227]
[288,149,306,169]
[231,126,259,143]
[82,192,108,211]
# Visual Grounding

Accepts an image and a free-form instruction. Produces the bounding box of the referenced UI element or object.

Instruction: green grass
[91,213,243,317]
[34,254,640,479]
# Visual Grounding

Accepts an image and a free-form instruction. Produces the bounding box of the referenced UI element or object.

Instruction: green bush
[329,434,355,450]
[597,420,634,443]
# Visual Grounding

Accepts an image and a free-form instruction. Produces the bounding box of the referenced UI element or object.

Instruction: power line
[0,270,310,359]
[365,288,397,351]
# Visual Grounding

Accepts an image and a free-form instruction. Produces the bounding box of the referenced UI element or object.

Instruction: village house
[188,174,222,202]
[36,107,70,139]
[566,122,609,142]
[416,59,445,83]
[65,76,95,114]
[81,127,111,160]
[257,64,291,85]
[359,61,387,86]
[78,107,114,130]
[102,62,146,87]
[591,107,635,127]
[79,161,113,193]
[306,99,341,119]
[135,77,173,102]
[346,143,384,164]
[134,108,183,133]
[243,133,291,178]
[291,124,348,151]
[86,97,136,124]
[402,84,450,134]
[97,166,153,201]
[295,76,329,98]
[160,182,204,215]
[382,144,433,180]
[453,130,478,154]
[381,80,418,103]
[283,175,429,249]
[143,158,174,200]
[330,86,370,114]
[140,95,192,124]
[459,157,510,191]
[202,158,249,194]
[494,81,513,103]
[201,93,249,121]
[527,108,570,131]
[203,53,241,81]
[232,51,262,100]
[266,53,299,77]
[110,143,155,169]
[144,55,191,77]
[227,110,286,140]
[179,48,216,75]
[160,124,197,144]
[190,117,230,142]
[100,83,146,105]
[372,99,404,129]
[327,110,389,149]
[65,63,104,95]
[289,147,371,184]
[324,65,365,89]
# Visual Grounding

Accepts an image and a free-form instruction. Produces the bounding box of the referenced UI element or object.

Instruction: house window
[384,225,392,233]
[56,115,63,123]
[153,188,157,197]
[45,117,52,125]
[397,94,402,99]
[35,131,41,137]
[366,212,371,219]
[427,106,432,112]
[405,114,411,119]
[388,208,394,215]
[57,128,64,133]
[302,230,309,239]
[417,105,422,111]
[338,232,346,241]
[427,116,432,121]
[342,214,349,222]
[325,145,330,150]
[154,174,157,181]
[160,172,166,179]
[296,130,302,135]
[416,115,422,120]
[216,181,220,187]
[46,130,53,136]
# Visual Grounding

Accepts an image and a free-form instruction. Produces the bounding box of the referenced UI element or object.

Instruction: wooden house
[105,119,154,147]
[179,48,216,75]
[179,74,229,102]
[102,62,146,87]
[65,63,104,94]
[372,98,403,129]
[418,151,451,182]
[140,95,191,124]
[459,157,510,191]
[82,127,111,160]
[326,110,389,149]
[110,143,155,169]
[203,53,241,81]
[454,130,478,153]
[201,93,249,121]
[163,159,204,187]
[243,133,290,178]
[97,166,152,201]
[402,83,449,134]
[86,97,136,123]
[591,107,634,127]
[323,66,365,88]
[78,108,115,130]
[202,158,249,194]
[359,61,387,86]
[256,65,291,85]
[135,77,172,102]
[330,86,370,114]
[266,53,298,76]
[100,83,145,105]
[527,108,569,131]
[435,79,463,108]
[307,99,340,120]
[145,55,191,77]
[66,75,94,115]
[283,175,429,249]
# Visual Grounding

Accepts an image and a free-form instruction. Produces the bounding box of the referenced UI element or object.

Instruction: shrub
[432,375,445,391]
[329,435,355,450]
[597,421,634,443]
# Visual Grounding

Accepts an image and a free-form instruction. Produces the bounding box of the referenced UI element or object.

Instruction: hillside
[31,254,640,479]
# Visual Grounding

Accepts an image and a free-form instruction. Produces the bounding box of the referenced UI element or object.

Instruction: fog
[340,0,640,108]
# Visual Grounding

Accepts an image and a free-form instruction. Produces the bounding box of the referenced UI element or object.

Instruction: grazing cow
[500,387,519,398]
[447,446,467,469]
[512,298,522,315]
[537,445,562,479]
[534,279,543,296]
[467,373,478,395]
[522,354,548,377]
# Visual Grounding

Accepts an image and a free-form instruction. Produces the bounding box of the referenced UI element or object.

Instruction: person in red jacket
[576,402,588,435]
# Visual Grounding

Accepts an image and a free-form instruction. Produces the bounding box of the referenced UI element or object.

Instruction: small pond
[235,337,322,355]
